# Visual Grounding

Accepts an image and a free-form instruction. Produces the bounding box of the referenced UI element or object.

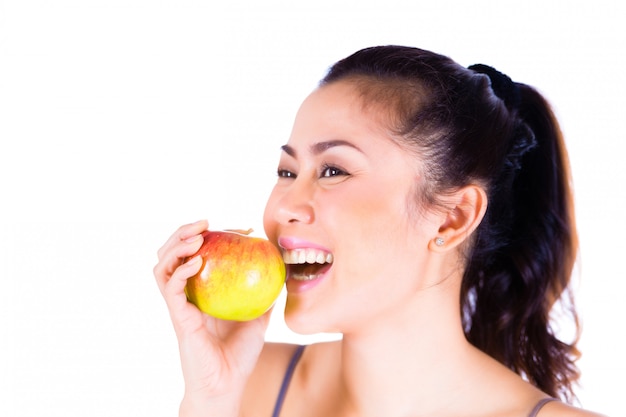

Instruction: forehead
[284,82,422,176]
[290,81,390,142]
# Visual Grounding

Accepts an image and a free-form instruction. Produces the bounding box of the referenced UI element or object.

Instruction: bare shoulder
[539,401,608,417]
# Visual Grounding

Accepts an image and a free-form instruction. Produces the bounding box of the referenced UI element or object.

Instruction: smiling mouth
[282,248,333,281]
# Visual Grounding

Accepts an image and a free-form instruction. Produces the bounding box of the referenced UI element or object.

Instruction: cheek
[327,184,411,239]
[327,185,427,273]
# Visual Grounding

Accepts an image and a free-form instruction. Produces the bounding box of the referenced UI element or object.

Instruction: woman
[154,46,604,416]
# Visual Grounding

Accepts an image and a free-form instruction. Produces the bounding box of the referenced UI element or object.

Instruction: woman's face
[263,81,442,335]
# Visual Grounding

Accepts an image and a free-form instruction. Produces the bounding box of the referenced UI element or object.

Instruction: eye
[320,164,348,178]
[277,169,296,178]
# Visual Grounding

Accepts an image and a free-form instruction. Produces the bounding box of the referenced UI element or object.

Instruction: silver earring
[435,237,445,246]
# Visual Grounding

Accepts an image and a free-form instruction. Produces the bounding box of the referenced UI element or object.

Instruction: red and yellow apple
[185,230,286,321]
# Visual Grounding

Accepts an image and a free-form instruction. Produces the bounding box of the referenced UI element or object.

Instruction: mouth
[282,248,334,281]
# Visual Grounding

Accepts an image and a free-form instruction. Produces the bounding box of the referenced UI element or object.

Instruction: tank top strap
[271,344,306,417]
[528,398,558,417]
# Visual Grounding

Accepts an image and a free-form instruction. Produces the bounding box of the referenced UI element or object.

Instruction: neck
[335,277,479,416]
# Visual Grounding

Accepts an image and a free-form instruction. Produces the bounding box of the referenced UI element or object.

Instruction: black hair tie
[468,63,521,111]
[469,64,536,170]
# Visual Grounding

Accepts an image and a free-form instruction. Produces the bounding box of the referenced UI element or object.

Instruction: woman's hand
[153,220,270,416]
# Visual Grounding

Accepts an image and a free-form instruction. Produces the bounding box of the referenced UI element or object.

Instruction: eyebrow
[281,140,364,158]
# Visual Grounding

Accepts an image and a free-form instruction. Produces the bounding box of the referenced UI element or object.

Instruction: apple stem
[225,228,253,235]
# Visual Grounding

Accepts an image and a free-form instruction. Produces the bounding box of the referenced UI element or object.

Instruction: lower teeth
[292,273,318,281]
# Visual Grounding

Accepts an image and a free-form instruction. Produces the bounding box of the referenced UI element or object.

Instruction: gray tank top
[528,398,558,417]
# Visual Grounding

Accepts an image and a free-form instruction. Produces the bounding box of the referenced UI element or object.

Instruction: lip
[278,236,331,252]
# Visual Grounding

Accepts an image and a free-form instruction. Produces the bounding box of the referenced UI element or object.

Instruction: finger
[156,219,208,260]
[210,308,273,352]
[154,223,207,292]
[162,254,204,307]
[154,230,204,279]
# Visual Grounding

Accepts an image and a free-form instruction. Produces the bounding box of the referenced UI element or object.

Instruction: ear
[428,184,488,252]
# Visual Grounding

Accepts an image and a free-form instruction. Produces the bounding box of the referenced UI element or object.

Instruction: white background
[1,1,624,416]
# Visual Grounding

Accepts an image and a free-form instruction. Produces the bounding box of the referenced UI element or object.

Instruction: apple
[185,230,286,321]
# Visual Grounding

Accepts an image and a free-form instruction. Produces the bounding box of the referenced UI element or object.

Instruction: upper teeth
[283,248,333,265]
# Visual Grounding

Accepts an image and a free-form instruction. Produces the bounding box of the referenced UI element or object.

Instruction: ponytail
[461,82,580,401]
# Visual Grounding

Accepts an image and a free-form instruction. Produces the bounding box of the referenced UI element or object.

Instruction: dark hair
[322,45,580,401]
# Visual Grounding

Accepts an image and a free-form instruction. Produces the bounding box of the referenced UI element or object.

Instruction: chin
[283,302,327,335]
[283,297,344,336]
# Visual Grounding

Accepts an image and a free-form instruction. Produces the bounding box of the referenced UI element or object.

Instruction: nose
[273,180,315,225]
